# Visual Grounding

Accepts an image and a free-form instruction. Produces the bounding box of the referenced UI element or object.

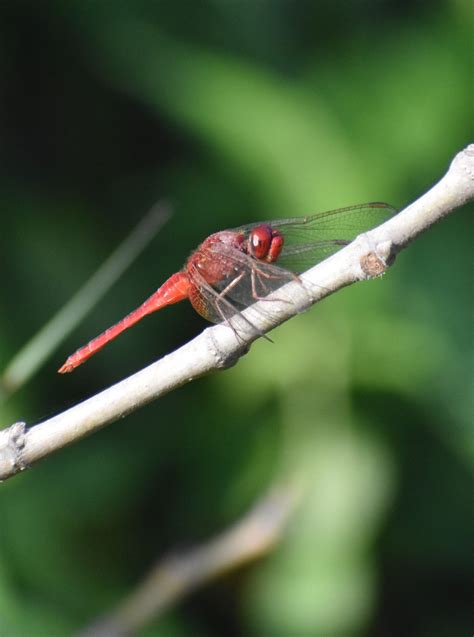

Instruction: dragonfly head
[248,224,284,263]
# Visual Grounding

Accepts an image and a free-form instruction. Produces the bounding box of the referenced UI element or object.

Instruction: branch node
[360,251,387,278]
[452,143,474,180]
[205,329,248,370]
[355,230,394,279]
[0,422,28,479]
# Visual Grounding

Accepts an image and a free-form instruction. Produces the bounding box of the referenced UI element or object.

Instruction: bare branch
[0,144,472,482]
[75,484,298,636]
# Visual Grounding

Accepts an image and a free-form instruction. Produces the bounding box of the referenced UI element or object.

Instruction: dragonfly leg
[212,271,273,343]
[218,271,246,298]
[212,271,247,323]
[213,294,251,345]
[250,266,299,304]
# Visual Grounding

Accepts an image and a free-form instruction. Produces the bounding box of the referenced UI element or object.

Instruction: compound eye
[249,225,272,259]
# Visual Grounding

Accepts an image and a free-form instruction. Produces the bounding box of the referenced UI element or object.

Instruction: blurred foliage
[0,1,472,636]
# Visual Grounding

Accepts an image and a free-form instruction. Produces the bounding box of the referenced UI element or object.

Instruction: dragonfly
[58,202,394,373]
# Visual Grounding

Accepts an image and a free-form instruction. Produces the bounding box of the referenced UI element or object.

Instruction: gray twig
[0,144,472,482]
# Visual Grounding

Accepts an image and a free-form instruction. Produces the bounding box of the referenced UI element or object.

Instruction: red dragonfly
[58,202,394,373]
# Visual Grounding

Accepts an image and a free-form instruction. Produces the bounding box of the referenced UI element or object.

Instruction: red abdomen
[58,272,190,373]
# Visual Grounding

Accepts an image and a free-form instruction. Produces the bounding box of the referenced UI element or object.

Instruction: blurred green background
[0,1,472,636]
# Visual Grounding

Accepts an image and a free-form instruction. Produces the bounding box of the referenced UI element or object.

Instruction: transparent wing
[232,202,395,273]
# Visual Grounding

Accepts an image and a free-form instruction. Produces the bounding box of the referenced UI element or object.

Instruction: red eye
[267,232,283,262]
[249,225,273,259]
